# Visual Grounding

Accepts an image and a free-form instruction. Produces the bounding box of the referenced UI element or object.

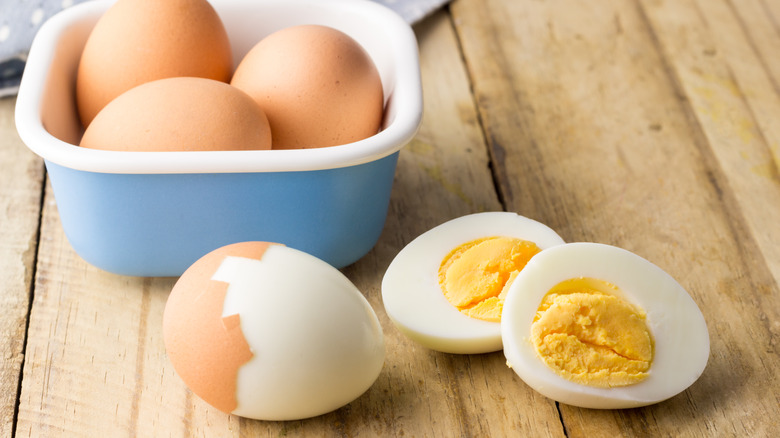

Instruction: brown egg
[162,241,385,420]
[76,0,233,128]
[80,77,272,152]
[231,25,384,149]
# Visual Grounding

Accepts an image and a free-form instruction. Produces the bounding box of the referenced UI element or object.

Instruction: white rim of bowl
[15,0,423,174]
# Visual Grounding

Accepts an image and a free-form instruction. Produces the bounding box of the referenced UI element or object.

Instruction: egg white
[501,242,710,409]
[216,245,385,420]
[381,212,566,354]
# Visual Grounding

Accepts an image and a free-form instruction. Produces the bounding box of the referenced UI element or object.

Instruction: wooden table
[2,0,779,436]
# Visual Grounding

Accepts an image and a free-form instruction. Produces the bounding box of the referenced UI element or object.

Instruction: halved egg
[381,212,565,354]
[501,242,709,409]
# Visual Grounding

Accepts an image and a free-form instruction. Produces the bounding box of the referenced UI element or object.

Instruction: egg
[231,24,384,149]
[163,242,385,421]
[76,0,233,127]
[501,242,709,409]
[381,212,566,354]
[80,77,271,152]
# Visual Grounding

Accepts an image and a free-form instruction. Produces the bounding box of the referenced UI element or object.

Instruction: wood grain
[451,0,780,435]
[0,97,45,437]
[15,189,177,436]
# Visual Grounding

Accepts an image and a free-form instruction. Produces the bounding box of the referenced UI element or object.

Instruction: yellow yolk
[438,237,541,322]
[531,278,653,388]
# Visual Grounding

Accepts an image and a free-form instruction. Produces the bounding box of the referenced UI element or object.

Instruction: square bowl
[15,0,422,277]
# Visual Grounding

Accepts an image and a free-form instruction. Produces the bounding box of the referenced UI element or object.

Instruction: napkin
[0,0,448,98]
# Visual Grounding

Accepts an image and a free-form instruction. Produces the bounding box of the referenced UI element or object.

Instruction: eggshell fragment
[76,0,233,127]
[231,24,384,149]
[80,77,271,152]
[163,242,268,414]
[163,242,385,421]
[502,242,710,409]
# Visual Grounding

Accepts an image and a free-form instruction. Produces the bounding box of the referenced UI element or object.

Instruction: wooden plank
[635,1,780,434]
[15,187,181,436]
[729,0,780,139]
[450,0,780,435]
[16,9,554,436]
[0,96,45,436]
[641,0,780,279]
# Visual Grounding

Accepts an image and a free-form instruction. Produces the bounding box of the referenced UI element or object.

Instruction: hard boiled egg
[501,242,709,409]
[381,212,565,354]
[163,242,385,421]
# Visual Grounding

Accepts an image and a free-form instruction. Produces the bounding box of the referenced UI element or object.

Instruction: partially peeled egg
[381,212,566,354]
[501,242,709,409]
[163,242,385,421]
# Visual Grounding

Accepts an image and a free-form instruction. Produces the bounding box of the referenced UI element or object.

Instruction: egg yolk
[531,277,653,388]
[438,237,541,322]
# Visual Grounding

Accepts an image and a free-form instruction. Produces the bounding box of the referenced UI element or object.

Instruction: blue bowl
[16,0,422,276]
[46,154,399,276]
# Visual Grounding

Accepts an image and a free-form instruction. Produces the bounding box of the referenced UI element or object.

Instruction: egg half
[501,242,709,409]
[163,242,385,421]
[381,212,565,354]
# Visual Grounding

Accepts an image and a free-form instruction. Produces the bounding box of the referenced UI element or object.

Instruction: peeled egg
[501,242,709,409]
[381,212,565,354]
[231,24,384,149]
[80,77,271,152]
[76,0,233,127]
[163,242,385,421]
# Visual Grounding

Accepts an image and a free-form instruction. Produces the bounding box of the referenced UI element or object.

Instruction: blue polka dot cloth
[0,0,449,97]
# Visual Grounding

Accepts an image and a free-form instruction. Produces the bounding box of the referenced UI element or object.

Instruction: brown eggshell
[76,0,233,128]
[80,77,272,152]
[163,242,278,413]
[231,25,384,149]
